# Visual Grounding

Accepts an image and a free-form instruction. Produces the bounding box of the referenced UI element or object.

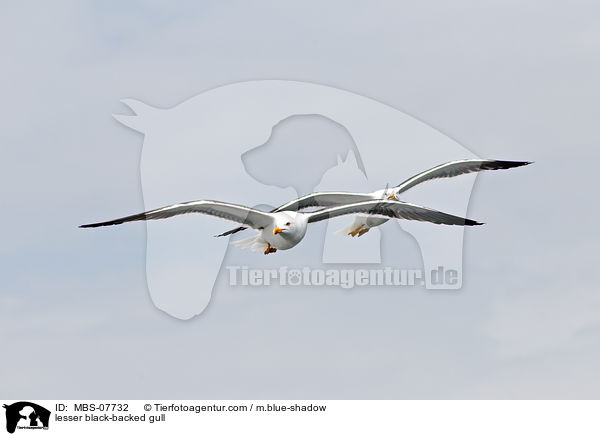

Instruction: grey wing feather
[307,200,483,226]
[273,192,376,212]
[80,200,273,229]
[215,192,375,237]
[393,159,531,195]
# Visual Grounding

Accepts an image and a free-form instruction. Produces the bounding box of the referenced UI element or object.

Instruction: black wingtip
[79,222,113,228]
[465,219,485,226]
[214,226,247,238]
[494,160,532,169]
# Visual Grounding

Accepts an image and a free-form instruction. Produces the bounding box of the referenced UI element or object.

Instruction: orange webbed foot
[264,244,278,255]
[357,228,370,237]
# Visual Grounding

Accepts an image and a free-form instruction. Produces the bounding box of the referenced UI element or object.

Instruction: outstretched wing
[393,159,531,196]
[273,192,376,212]
[80,200,274,230]
[215,192,376,237]
[307,200,483,226]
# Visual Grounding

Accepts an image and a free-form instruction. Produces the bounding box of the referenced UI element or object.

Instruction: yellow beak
[273,227,284,235]
[387,193,397,200]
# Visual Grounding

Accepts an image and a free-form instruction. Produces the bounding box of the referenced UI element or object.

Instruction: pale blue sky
[1,0,599,398]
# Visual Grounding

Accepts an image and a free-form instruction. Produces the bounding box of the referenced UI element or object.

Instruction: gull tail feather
[230,235,268,253]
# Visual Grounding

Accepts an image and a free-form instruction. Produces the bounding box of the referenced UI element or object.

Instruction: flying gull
[217,159,531,238]
[80,199,482,255]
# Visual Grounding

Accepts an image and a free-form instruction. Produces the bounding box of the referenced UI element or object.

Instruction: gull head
[273,222,291,235]
[374,187,399,201]
[272,212,307,240]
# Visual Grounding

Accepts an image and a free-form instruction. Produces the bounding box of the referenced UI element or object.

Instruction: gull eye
[285,222,291,226]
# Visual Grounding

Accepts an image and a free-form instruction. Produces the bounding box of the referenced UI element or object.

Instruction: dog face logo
[3,402,50,434]
[112,80,478,319]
